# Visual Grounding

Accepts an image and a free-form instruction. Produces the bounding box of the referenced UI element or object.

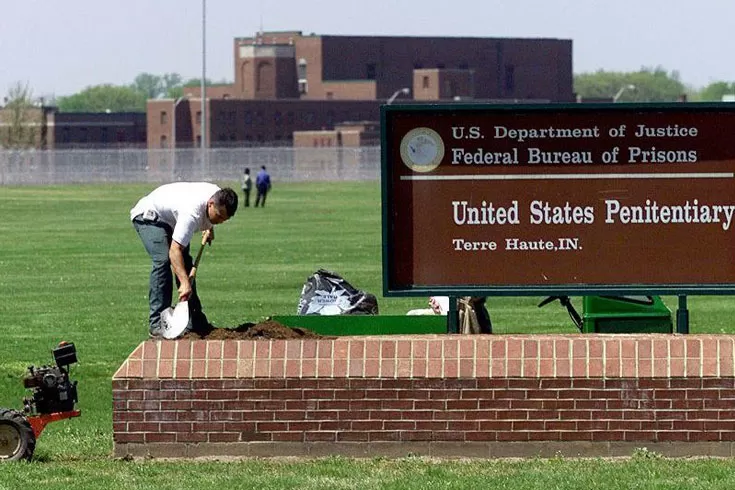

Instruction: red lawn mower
[0,342,80,461]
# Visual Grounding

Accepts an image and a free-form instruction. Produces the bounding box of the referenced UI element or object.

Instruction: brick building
[49,112,147,148]
[0,105,147,149]
[148,30,573,148]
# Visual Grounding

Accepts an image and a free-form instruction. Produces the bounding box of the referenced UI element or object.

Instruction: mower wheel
[0,408,36,462]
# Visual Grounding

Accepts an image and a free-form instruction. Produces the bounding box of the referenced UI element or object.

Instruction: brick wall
[112,335,735,459]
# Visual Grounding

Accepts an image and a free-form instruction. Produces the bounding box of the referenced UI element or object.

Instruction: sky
[2,0,735,98]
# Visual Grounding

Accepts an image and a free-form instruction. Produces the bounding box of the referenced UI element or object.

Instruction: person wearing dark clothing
[241,168,252,207]
[255,166,271,207]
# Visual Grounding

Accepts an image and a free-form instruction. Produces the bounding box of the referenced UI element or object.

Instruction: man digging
[130,182,238,338]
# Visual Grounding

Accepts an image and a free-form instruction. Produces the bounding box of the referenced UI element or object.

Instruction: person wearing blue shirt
[255,165,272,207]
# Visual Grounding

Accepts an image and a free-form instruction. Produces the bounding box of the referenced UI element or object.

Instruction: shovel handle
[189,230,210,280]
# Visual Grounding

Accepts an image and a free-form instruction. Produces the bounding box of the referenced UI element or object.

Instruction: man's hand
[178,281,193,301]
[204,228,213,245]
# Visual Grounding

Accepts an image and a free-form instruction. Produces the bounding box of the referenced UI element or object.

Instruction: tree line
[37,73,227,113]
[3,67,735,114]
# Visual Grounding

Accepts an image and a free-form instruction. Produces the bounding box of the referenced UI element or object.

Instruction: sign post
[382,103,735,299]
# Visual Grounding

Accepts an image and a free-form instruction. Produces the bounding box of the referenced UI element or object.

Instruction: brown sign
[381,103,735,295]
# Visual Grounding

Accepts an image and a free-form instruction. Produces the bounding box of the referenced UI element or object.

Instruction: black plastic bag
[297,269,379,315]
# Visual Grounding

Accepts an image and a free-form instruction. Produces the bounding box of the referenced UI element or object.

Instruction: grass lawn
[1,182,735,489]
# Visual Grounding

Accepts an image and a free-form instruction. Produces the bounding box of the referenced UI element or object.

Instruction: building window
[505,64,515,92]
[196,135,202,146]
[298,57,308,94]
[413,62,423,69]
[274,111,282,125]
[160,111,168,125]
[101,128,109,142]
[196,111,202,124]
[458,62,469,70]
[366,63,376,80]
[422,76,430,89]
[436,63,445,69]
[117,130,126,142]
[297,58,307,79]
[244,111,252,125]
[160,135,168,148]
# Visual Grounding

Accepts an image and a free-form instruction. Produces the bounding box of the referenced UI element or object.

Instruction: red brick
[142,433,173,443]
[572,339,587,359]
[555,339,571,359]
[302,341,317,359]
[476,339,490,359]
[497,431,529,442]
[444,339,459,359]
[412,340,428,358]
[223,341,238,359]
[491,339,506,358]
[380,340,396,359]
[506,359,522,376]
[400,431,433,441]
[369,431,400,441]
[207,341,223,359]
[523,339,538,358]
[507,338,523,359]
[591,431,623,441]
[491,359,506,377]
[191,341,207,359]
[397,340,413,358]
[562,431,592,441]
[208,432,239,442]
[428,340,443,359]
[337,431,369,442]
[466,431,497,441]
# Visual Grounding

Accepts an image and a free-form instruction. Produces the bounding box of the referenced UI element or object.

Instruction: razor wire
[0,146,381,185]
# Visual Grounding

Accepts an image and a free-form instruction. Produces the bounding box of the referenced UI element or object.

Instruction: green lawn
[1,182,735,489]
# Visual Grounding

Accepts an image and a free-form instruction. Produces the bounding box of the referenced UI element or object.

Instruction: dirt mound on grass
[180,319,325,340]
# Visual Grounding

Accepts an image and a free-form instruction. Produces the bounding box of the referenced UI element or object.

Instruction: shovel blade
[161,301,191,339]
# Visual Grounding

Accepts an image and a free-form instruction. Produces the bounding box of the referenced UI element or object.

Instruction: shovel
[161,231,210,339]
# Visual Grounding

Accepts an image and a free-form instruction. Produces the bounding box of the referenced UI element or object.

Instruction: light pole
[201,0,207,163]
[613,84,636,102]
[387,87,410,105]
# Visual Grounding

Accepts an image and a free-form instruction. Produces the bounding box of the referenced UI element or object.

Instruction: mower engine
[23,342,79,415]
[0,342,81,462]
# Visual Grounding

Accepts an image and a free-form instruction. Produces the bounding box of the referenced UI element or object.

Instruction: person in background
[130,182,238,338]
[241,167,252,207]
[255,165,272,207]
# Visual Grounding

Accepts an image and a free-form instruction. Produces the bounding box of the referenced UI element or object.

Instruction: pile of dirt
[180,319,325,340]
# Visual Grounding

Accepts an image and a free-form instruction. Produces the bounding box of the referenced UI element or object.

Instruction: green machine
[272,314,447,336]
[275,294,673,335]
[538,295,673,334]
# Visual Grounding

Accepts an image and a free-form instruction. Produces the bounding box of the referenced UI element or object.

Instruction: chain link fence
[0,147,381,185]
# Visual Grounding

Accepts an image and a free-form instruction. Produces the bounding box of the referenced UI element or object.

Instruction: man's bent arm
[169,240,192,301]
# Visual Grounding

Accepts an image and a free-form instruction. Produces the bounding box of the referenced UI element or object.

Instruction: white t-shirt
[130,182,219,247]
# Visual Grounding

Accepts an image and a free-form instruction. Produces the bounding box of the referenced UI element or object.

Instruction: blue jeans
[132,217,204,335]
